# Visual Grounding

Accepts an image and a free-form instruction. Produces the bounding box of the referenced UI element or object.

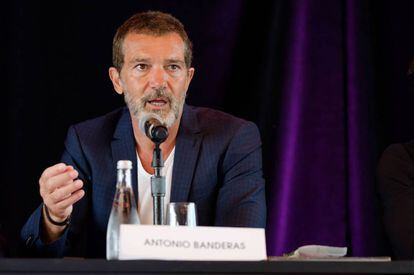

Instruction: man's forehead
[124,32,185,46]
[128,56,186,64]
[122,32,186,58]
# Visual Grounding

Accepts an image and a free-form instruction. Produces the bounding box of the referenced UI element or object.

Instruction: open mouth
[147,98,169,108]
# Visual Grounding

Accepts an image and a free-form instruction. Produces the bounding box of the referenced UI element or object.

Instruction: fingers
[39,163,85,220]
[40,163,69,180]
[44,169,79,192]
[55,189,85,210]
[47,179,84,204]
[39,165,78,197]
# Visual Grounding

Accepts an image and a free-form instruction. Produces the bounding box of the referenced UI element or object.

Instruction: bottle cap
[117,160,132,169]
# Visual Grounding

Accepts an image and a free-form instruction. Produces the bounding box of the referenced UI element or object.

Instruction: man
[377,58,414,259]
[21,11,266,258]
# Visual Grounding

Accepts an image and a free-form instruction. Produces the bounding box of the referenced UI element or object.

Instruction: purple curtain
[265,0,385,256]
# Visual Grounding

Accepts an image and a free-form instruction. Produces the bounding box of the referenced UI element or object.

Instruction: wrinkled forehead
[122,32,186,61]
[123,30,187,48]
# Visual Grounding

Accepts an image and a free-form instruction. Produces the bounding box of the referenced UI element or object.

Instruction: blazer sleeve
[214,121,266,228]
[377,143,414,259]
[20,125,91,257]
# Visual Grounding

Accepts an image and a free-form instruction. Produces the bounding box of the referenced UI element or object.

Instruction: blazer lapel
[110,108,139,200]
[171,105,202,202]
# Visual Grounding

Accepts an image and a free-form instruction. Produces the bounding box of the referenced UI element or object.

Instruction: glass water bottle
[106,160,140,260]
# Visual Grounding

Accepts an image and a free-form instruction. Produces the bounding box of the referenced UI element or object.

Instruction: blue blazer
[21,105,266,257]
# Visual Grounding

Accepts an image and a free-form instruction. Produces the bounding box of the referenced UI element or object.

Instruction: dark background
[1,0,414,257]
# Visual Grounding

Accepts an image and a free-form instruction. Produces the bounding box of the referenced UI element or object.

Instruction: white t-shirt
[136,147,175,224]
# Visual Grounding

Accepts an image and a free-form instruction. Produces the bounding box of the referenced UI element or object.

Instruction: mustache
[141,88,173,103]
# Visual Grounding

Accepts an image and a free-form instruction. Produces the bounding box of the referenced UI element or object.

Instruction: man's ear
[185,67,195,90]
[109,67,124,95]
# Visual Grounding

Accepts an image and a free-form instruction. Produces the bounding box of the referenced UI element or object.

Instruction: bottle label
[112,188,132,211]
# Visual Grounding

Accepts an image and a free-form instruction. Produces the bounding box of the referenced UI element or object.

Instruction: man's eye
[136,64,148,71]
[168,64,180,71]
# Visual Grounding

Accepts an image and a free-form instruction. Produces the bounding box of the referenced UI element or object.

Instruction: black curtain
[1,0,414,257]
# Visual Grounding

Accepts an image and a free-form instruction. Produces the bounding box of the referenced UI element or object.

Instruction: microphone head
[150,124,169,144]
[138,113,169,144]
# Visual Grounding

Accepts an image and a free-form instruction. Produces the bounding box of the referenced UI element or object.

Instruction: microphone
[139,114,169,144]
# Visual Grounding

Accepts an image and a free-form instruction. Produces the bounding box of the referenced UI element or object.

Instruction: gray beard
[124,88,185,128]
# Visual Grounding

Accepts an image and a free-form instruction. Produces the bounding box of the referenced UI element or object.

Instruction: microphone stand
[151,142,165,225]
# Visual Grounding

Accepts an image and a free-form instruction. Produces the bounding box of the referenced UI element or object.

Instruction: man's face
[110,32,194,127]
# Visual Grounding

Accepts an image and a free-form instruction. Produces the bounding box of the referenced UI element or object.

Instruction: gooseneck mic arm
[151,143,165,225]
[139,114,168,225]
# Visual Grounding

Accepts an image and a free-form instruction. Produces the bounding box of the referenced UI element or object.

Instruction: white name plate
[119,225,267,261]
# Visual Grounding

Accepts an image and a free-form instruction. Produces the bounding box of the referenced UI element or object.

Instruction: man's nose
[149,67,167,88]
